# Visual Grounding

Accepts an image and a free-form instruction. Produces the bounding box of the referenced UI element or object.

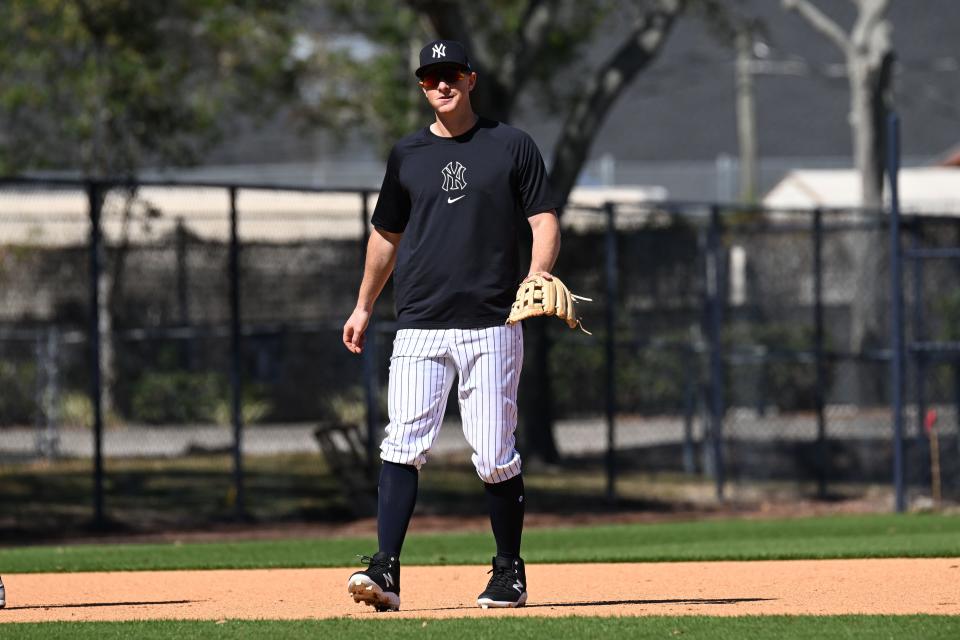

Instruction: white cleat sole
[477,592,527,609]
[347,574,400,612]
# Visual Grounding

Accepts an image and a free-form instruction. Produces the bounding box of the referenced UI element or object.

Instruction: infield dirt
[1,558,959,622]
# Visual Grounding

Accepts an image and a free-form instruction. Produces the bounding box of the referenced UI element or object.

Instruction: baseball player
[0,575,5,608]
[342,38,561,611]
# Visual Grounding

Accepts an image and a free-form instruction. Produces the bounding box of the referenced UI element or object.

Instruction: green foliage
[129,370,273,425]
[315,0,612,155]
[550,319,826,416]
[0,359,37,425]
[325,386,367,427]
[0,0,304,174]
[619,340,692,413]
[213,396,272,427]
[930,288,960,401]
[59,391,94,428]
[936,288,960,342]
[130,371,223,424]
[550,331,691,416]
[308,0,432,154]
[321,384,388,426]
[725,323,824,411]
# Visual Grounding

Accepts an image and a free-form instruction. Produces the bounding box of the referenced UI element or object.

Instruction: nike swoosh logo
[447,195,466,203]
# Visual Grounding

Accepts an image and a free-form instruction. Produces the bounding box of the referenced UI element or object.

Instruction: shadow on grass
[0,445,885,544]
[0,453,357,543]
[2,450,707,544]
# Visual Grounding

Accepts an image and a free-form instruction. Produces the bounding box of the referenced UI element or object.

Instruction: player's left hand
[523,270,553,283]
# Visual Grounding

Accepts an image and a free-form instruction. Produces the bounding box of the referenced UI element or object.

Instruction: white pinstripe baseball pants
[379,324,523,483]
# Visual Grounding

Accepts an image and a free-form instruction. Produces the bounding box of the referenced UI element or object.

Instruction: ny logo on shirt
[441,161,467,191]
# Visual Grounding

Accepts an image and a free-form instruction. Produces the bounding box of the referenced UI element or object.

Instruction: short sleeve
[370,146,410,233]
[514,133,560,217]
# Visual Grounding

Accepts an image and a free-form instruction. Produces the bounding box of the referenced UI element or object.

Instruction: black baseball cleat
[477,555,527,608]
[347,552,401,612]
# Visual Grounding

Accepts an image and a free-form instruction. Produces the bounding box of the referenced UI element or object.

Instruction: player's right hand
[343,308,371,354]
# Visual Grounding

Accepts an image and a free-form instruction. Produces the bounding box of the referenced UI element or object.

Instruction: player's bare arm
[343,228,402,354]
[525,210,560,281]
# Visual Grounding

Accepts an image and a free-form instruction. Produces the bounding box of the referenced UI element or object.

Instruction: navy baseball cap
[415,39,472,78]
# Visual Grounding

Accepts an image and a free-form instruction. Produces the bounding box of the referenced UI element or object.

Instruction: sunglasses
[418,67,468,90]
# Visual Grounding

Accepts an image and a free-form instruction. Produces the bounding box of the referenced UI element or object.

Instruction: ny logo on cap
[432,43,446,58]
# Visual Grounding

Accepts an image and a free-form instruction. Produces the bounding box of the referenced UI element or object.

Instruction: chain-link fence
[1,177,958,538]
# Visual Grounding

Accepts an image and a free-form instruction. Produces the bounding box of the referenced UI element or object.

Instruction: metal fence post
[87,181,105,528]
[682,345,697,474]
[887,112,906,513]
[707,205,726,500]
[813,208,828,498]
[175,217,193,370]
[603,201,618,501]
[228,186,245,519]
[359,191,380,476]
[910,218,926,445]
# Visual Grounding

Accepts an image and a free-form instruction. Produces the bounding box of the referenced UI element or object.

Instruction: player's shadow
[404,597,775,612]
[5,599,196,611]
[526,597,776,608]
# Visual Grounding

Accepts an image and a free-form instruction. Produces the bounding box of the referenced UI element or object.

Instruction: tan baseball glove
[506,274,592,334]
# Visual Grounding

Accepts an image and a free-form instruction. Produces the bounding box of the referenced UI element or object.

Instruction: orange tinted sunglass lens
[419,69,465,89]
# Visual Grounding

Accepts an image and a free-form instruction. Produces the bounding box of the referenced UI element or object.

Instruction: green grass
[2,617,960,639]
[1,513,958,573]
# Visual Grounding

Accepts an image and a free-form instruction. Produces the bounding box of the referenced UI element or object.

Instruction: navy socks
[377,463,525,561]
[377,461,419,557]
[484,473,525,560]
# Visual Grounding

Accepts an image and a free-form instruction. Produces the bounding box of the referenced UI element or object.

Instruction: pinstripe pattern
[380,324,523,483]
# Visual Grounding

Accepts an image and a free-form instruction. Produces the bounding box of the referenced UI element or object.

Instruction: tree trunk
[520,321,559,464]
[784,0,893,405]
[846,48,893,404]
[531,1,682,461]
[548,0,682,203]
[850,61,882,211]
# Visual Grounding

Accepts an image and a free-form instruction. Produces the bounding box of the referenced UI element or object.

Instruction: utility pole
[735,27,759,204]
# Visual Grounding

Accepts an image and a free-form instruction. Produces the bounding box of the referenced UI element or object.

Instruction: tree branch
[548,0,684,204]
[782,0,850,55]
[851,0,889,54]
[502,0,565,88]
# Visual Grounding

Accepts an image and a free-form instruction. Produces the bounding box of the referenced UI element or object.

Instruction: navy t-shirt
[371,117,560,329]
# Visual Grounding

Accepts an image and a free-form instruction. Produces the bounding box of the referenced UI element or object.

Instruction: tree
[782,0,894,210]
[0,0,304,417]
[0,0,302,175]
[318,0,691,204]
[312,0,725,461]
[783,0,894,402]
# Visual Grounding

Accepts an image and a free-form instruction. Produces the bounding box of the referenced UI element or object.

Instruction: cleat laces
[485,564,519,593]
[358,554,396,586]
